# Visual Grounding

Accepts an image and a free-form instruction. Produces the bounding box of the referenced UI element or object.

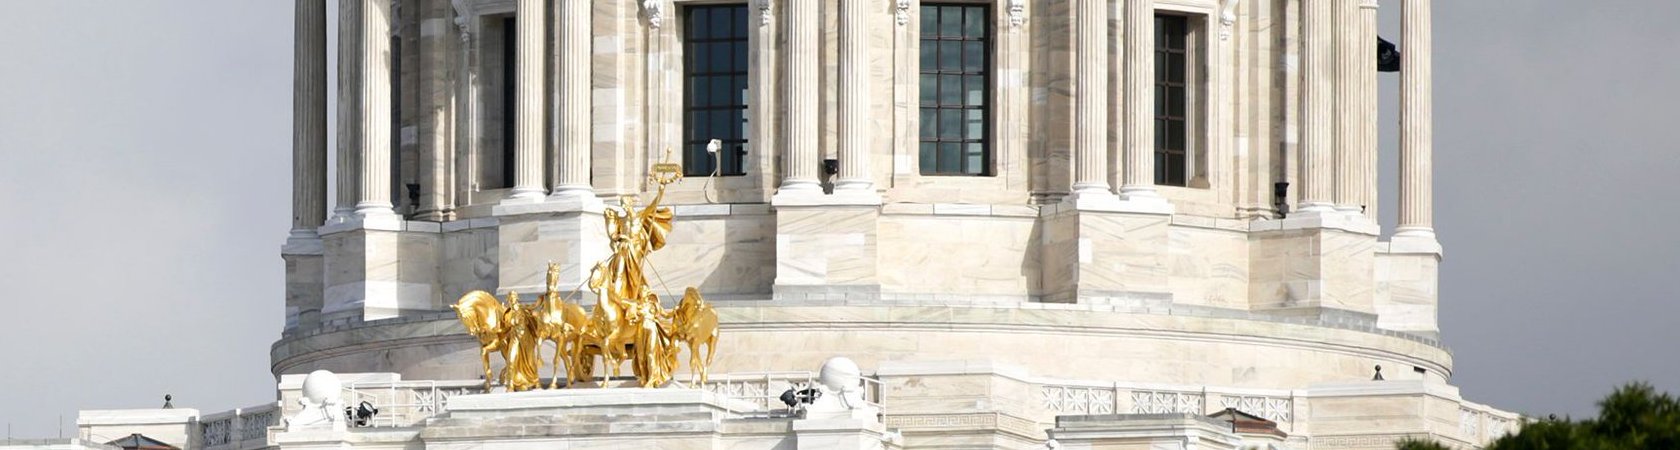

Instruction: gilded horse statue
[449,290,511,391]
[449,155,721,390]
[533,262,591,389]
[671,287,719,384]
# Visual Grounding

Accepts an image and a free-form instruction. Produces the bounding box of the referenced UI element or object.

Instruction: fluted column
[1119,0,1163,202]
[552,0,593,197]
[1298,0,1335,213]
[834,0,872,191]
[1070,0,1110,195]
[354,0,395,217]
[333,0,363,221]
[780,0,821,193]
[504,0,547,201]
[293,0,327,236]
[1397,0,1434,237]
[1358,0,1379,217]
[1331,0,1361,214]
[415,0,454,221]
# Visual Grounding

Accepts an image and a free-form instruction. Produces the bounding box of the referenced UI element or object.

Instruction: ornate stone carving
[1217,395,1292,423]
[758,0,772,26]
[201,419,230,447]
[895,0,910,26]
[642,0,666,29]
[1487,416,1511,440]
[1008,0,1026,28]
[1131,391,1205,414]
[240,410,275,442]
[1219,0,1240,40]
[1460,408,1481,439]
[1041,385,1115,414]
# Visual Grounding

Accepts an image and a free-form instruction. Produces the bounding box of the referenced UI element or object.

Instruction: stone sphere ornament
[819,356,862,393]
[301,370,342,404]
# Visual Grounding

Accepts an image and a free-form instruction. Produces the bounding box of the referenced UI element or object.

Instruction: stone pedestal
[492,196,608,297]
[1249,214,1380,316]
[793,418,898,450]
[1040,200,1172,306]
[320,219,443,321]
[1376,235,1443,338]
[283,238,326,334]
[419,388,755,449]
[771,193,884,301]
[1048,414,1242,450]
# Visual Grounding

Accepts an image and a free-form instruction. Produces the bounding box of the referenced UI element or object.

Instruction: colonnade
[286,0,1436,238]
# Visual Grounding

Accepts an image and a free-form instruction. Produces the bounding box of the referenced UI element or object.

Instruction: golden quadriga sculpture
[450,162,719,391]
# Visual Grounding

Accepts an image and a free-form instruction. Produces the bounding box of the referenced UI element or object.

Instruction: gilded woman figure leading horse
[449,159,719,391]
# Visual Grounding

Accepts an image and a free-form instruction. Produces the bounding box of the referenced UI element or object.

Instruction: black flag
[1377,36,1401,72]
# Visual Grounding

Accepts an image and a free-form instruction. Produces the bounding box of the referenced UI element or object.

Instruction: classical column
[1358,0,1379,217]
[1070,0,1110,195]
[354,0,396,217]
[552,0,593,197]
[1331,0,1361,214]
[1119,0,1164,202]
[415,0,454,221]
[1298,0,1335,213]
[834,0,872,192]
[1397,0,1434,237]
[780,0,821,193]
[293,0,327,236]
[505,0,547,201]
[333,0,363,221]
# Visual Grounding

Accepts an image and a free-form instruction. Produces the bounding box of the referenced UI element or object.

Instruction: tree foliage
[1399,382,1680,450]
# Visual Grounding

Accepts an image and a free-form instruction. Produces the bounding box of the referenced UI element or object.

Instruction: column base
[353,202,399,219]
[329,207,357,224]
[1294,202,1339,216]
[503,187,547,204]
[1394,226,1436,239]
[833,179,875,192]
[1116,186,1175,215]
[775,180,824,196]
[548,185,597,200]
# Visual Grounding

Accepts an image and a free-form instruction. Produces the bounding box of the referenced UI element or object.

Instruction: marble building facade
[69,0,1519,449]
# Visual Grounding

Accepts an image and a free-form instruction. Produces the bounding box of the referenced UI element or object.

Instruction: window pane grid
[684,4,750,177]
[919,4,990,176]
[1154,15,1190,186]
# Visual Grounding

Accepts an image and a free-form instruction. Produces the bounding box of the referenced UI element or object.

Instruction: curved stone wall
[271,303,1450,389]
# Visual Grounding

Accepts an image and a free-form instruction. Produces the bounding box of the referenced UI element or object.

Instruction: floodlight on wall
[1273,182,1291,218]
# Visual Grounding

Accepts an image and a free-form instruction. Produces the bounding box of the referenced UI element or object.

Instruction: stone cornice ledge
[491,194,606,217]
[771,190,883,207]
[1249,211,1381,235]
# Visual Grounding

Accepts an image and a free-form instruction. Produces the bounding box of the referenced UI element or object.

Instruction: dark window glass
[919,4,990,176]
[1154,15,1190,186]
[501,17,518,188]
[683,4,750,176]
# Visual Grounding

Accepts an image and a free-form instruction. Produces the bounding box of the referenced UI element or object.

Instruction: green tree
[1399,382,1680,450]
[1395,438,1452,450]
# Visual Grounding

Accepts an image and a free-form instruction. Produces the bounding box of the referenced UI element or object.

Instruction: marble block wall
[877,211,1040,300]
[492,205,609,297]
[774,206,882,300]
[644,206,776,299]
[322,223,443,321]
[1248,221,1378,315]
[283,250,325,334]
[1374,245,1442,338]
[1040,208,1173,306]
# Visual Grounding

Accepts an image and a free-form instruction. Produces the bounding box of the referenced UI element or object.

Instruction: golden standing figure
[450,154,719,390]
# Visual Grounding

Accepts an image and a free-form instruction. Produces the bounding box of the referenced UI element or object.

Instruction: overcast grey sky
[1,0,1676,439]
